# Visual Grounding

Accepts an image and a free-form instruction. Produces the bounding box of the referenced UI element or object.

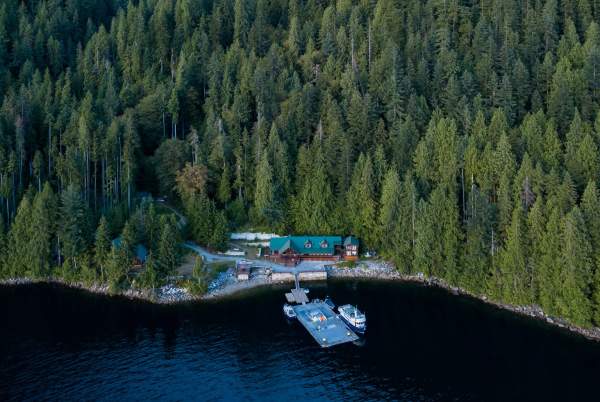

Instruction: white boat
[337,304,366,334]
[283,304,297,319]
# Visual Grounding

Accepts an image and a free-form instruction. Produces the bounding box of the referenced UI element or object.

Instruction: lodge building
[267,235,359,265]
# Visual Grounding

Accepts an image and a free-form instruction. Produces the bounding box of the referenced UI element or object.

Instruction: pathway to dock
[161,200,332,277]
[160,201,333,277]
[182,241,328,275]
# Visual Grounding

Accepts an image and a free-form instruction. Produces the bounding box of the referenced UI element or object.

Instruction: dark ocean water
[1,280,600,401]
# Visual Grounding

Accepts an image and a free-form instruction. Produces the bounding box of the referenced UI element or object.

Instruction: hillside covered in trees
[2,0,600,325]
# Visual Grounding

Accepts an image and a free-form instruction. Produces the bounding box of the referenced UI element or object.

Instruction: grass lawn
[206,261,232,278]
[176,255,233,281]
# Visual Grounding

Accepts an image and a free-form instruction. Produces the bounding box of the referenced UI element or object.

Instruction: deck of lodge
[292,302,359,347]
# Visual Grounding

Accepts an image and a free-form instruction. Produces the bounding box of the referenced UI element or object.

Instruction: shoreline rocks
[326,265,600,343]
[3,266,600,342]
[0,277,181,304]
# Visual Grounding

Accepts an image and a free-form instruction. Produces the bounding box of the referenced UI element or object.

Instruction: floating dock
[285,273,359,347]
[285,288,309,304]
[292,301,359,347]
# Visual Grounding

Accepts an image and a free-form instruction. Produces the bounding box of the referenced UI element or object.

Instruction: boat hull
[339,314,366,335]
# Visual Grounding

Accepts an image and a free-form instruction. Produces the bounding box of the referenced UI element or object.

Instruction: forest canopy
[2,0,600,325]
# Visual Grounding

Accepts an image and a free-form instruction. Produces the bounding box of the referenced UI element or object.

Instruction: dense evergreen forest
[2,0,600,325]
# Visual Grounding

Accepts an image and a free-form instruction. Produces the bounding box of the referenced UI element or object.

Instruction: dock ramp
[285,288,309,304]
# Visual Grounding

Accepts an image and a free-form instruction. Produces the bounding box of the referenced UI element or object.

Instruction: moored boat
[337,304,366,334]
[283,303,297,319]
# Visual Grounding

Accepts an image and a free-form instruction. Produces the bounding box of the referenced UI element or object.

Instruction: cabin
[112,237,148,268]
[267,235,359,264]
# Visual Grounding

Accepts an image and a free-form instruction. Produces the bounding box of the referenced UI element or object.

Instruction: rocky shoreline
[3,265,600,342]
[0,277,160,302]
[328,265,600,343]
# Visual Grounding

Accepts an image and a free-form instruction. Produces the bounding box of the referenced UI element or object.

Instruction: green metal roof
[279,239,291,254]
[270,236,342,255]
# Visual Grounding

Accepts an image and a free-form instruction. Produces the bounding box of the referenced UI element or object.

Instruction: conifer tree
[460,183,492,293]
[106,245,129,290]
[497,206,529,304]
[581,181,600,252]
[527,197,546,302]
[293,152,336,235]
[191,255,208,294]
[378,168,401,254]
[95,216,111,282]
[252,152,275,226]
[346,154,377,247]
[6,197,34,277]
[396,174,417,273]
[30,183,57,277]
[209,210,229,251]
[558,207,593,326]
[121,220,136,263]
[59,185,91,271]
[156,215,180,276]
[413,198,436,277]
[537,208,563,314]
[217,164,231,205]
[0,219,6,277]
[140,252,159,290]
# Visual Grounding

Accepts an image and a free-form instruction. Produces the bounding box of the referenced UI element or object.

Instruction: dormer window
[304,240,312,249]
[320,240,328,248]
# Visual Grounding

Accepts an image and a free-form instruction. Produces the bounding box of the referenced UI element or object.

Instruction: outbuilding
[343,236,359,261]
[236,260,251,281]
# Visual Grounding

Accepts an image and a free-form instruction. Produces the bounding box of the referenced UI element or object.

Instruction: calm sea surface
[1,280,600,401]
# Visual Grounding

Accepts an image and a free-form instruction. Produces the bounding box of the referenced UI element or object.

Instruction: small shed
[343,236,359,260]
[112,237,148,267]
[236,260,251,281]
